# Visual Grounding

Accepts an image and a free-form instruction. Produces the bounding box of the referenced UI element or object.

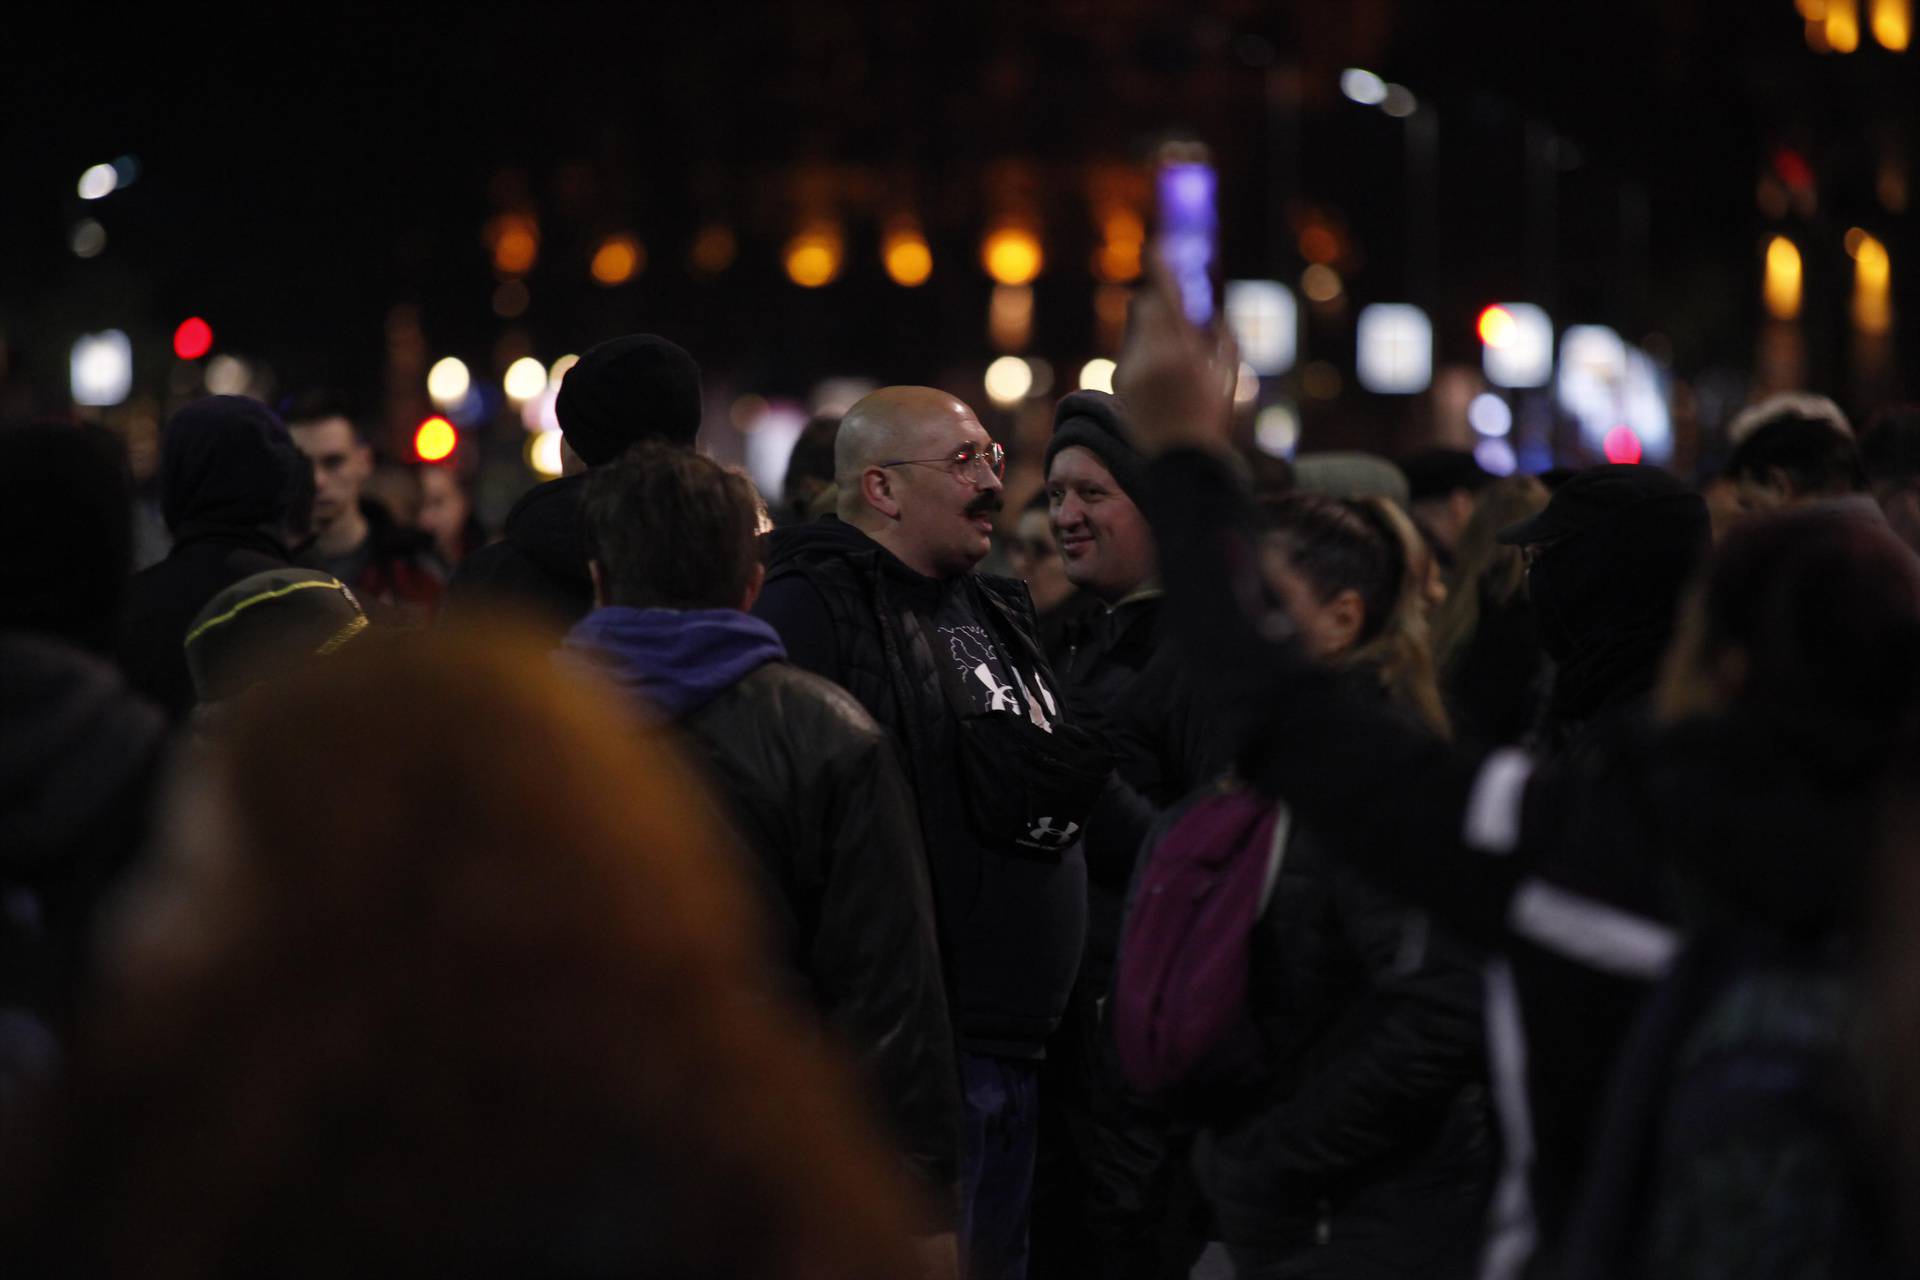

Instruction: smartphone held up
[1154,141,1219,329]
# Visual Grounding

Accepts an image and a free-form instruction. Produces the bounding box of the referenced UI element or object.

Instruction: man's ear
[1327,588,1367,654]
[740,560,767,612]
[860,466,902,521]
[589,559,608,608]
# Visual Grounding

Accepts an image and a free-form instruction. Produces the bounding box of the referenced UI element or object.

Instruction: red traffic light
[173,316,213,360]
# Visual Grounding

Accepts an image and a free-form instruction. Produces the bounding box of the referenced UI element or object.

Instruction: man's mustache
[965,493,1004,519]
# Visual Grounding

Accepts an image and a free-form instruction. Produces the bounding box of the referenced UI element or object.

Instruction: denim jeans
[960,1052,1041,1280]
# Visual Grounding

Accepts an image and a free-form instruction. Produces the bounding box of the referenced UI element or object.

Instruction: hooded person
[116,396,311,720]
[442,334,702,631]
[560,444,963,1267]
[1495,464,1711,757]
[0,424,167,1143]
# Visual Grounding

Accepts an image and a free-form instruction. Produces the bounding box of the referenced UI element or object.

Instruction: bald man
[756,387,1093,1280]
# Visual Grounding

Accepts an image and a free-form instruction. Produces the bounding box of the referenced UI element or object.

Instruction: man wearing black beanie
[443,334,702,631]
[1032,390,1221,1280]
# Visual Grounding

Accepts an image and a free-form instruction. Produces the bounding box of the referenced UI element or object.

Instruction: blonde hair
[1261,493,1451,739]
[1432,475,1550,674]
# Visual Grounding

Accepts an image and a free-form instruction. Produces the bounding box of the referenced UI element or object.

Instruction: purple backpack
[1113,784,1290,1098]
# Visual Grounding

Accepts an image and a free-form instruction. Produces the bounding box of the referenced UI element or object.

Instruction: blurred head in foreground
[17,627,917,1279]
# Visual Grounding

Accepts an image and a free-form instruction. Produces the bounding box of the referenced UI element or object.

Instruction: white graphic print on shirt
[941,623,1056,732]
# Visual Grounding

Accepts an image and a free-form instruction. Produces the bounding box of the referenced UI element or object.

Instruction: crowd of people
[3,262,1920,1279]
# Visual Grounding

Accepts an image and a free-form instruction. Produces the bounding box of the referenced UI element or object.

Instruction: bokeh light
[70,331,132,407]
[785,227,843,288]
[414,417,458,463]
[70,220,106,259]
[77,164,118,200]
[503,356,547,403]
[984,356,1034,408]
[591,235,644,286]
[526,428,564,477]
[983,227,1043,287]
[173,316,214,360]
[1764,236,1803,320]
[1603,426,1643,465]
[883,229,933,287]
[427,357,471,408]
[1079,358,1117,394]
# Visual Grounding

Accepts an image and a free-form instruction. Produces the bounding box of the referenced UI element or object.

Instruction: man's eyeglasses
[879,440,1007,482]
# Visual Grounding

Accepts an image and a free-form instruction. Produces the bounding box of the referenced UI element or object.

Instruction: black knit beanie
[555,334,703,467]
[1045,390,1146,503]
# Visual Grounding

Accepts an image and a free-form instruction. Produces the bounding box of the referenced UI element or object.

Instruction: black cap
[1045,390,1145,503]
[1497,463,1704,546]
[555,334,703,467]
[184,568,368,702]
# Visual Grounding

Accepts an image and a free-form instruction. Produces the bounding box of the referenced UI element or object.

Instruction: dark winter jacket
[300,499,445,624]
[1059,592,1222,989]
[1190,685,1492,1271]
[1561,713,1894,1280]
[1141,449,1693,1278]
[118,398,305,719]
[754,517,1087,1059]
[0,632,165,1161]
[0,631,165,1021]
[562,606,963,1211]
[443,475,591,631]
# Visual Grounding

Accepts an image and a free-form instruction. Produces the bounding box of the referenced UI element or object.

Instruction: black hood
[0,631,165,874]
[1530,490,1709,724]
[765,515,937,588]
[499,474,592,589]
[159,396,307,538]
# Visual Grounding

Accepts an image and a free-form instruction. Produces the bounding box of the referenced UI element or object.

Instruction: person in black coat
[1108,268,1888,1277]
[1032,391,1221,1280]
[561,444,962,1270]
[116,396,311,720]
[0,423,166,1156]
[443,333,701,631]
[1189,493,1491,1280]
[755,386,1091,1280]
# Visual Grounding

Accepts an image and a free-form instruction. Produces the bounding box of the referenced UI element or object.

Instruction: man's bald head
[835,387,980,520]
[832,386,1002,579]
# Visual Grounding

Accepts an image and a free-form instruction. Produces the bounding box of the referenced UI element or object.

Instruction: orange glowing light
[1854,233,1892,335]
[785,228,843,288]
[490,215,539,275]
[590,235,644,285]
[1828,0,1861,50]
[414,417,457,463]
[1765,236,1804,320]
[883,230,933,286]
[1873,0,1911,48]
[1477,305,1518,348]
[1093,210,1144,283]
[982,227,1043,287]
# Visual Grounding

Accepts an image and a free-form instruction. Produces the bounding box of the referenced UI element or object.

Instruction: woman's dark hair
[1260,492,1450,737]
[583,442,761,609]
[1674,506,1920,773]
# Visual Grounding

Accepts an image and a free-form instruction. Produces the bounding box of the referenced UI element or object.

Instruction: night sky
[2,2,1909,442]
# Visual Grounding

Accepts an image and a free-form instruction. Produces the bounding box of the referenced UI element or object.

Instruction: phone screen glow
[1158,162,1217,326]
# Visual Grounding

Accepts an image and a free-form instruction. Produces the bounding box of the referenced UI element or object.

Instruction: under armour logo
[1023,817,1080,847]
